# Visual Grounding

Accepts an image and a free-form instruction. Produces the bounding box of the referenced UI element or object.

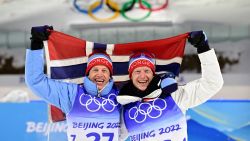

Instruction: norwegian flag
[44,30,189,122]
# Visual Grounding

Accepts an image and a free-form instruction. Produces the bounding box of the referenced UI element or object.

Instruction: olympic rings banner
[73,0,169,22]
[44,30,188,122]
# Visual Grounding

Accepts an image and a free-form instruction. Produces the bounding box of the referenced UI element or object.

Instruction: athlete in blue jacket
[25,25,121,141]
[117,31,224,141]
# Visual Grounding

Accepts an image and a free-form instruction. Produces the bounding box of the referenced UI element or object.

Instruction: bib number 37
[71,132,114,141]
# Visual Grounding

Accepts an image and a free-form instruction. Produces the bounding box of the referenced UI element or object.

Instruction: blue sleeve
[25,49,78,114]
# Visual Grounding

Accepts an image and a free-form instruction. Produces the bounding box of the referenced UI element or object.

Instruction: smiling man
[85,52,114,94]
[25,25,121,141]
[128,52,155,91]
[117,31,224,141]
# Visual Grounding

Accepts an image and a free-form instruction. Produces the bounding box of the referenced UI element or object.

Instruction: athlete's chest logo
[79,94,119,112]
[128,98,167,123]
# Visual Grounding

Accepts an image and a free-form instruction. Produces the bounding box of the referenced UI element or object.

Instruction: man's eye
[135,71,140,74]
[145,69,151,73]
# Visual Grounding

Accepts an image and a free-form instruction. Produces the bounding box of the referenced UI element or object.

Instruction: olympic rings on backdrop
[121,0,152,22]
[79,94,119,112]
[88,0,120,22]
[73,0,103,14]
[139,0,169,11]
[128,98,167,123]
[106,0,136,12]
[73,0,169,22]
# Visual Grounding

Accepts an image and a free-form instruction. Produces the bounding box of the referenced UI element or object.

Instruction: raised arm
[25,25,77,114]
[172,31,224,113]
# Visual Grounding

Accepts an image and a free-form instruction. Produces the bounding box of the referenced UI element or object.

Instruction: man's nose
[96,70,104,75]
[139,71,146,78]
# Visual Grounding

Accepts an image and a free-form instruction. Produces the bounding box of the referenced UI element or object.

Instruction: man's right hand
[188,30,210,54]
[30,25,53,50]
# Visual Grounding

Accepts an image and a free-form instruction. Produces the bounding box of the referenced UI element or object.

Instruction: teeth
[139,80,147,83]
[95,78,103,82]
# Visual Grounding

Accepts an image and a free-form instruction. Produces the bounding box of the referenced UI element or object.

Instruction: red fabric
[113,33,188,59]
[50,105,65,122]
[48,31,189,60]
[48,31,86,60]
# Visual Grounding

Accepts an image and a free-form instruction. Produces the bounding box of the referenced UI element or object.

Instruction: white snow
[0,89,30,102]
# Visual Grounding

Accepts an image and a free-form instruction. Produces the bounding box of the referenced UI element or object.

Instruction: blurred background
[0,0,249,141]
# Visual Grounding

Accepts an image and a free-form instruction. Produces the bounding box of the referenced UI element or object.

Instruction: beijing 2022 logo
[129,98,167,123]
[79,94,119,112]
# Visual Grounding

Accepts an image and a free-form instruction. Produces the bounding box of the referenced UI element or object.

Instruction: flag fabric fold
[44,30,189,122]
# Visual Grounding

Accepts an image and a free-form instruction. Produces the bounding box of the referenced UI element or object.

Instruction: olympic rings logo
[128,98,167,123]
[73,0,169,22]
[79,93,119,112]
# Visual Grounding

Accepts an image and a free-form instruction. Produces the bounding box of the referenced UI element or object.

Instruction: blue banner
[0,100,249,141]
[0,101,67,141]
[187,100,250,141]
[0,101,48,141]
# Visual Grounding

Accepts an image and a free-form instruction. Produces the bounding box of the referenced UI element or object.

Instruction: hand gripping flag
[44,30,189,122]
